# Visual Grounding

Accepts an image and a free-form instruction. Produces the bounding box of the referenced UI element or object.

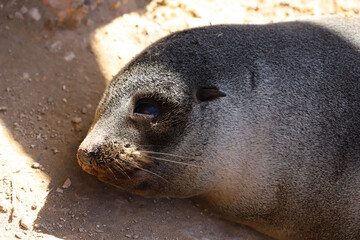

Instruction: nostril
[124,143,131,148]
[77,148,94,166]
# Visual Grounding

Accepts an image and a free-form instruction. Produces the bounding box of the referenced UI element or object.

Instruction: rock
[0,106,7,112]
[28,8,41,21]
[71,117,82,124]
[20,216,33,230]
[0,199,11,213]
[56,188,63,193]
[49,41,62,52]
[14,12,24,20]
[64,52,76,61]
[51,147,59,154]
[62,178,71,189]
[22,72,30,80]
[15,233,23,239]
[31,162,41,169]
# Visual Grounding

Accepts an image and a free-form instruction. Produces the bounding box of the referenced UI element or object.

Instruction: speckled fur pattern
[78,17,360,240]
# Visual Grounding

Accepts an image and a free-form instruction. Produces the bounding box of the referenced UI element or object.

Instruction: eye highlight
[133,100,160,118]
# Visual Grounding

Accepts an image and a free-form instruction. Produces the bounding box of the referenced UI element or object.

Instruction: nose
[77,147,95,167]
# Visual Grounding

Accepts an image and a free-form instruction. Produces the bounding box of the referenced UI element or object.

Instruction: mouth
[77,149,153,184]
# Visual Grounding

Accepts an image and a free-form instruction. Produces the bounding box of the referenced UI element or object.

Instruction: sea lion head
[77,28,237,198]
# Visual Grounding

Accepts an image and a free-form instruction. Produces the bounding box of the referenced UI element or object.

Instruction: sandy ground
[0,0,359,239]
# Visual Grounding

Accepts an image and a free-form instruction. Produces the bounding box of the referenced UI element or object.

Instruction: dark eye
[133,100,160,118]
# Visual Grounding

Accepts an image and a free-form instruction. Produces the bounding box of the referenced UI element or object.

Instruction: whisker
[120,158,168,182]
[113,160,131,179]
[137,144,167,148]
[134,153,202,168]
[104,161,119,180]
[137,166,169,182]
[133,156,188,177]
[138,150,205,162]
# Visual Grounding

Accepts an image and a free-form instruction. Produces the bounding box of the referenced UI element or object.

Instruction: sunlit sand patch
[0,120,60,238]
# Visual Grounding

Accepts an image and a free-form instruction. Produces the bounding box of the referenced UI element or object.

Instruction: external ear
[196,87,226,102]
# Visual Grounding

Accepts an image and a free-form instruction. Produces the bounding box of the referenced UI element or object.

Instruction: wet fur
[78,17,360,240]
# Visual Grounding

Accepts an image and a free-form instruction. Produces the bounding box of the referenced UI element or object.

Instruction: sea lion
[77,17,360,240]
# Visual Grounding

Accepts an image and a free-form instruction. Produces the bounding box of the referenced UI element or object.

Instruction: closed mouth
[77,154,144,182]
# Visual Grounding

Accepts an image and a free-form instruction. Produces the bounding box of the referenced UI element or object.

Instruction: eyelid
[132,112,157,119]
[132,99,160,119]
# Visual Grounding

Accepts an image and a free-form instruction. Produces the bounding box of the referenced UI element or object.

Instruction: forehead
[107,63,193,104]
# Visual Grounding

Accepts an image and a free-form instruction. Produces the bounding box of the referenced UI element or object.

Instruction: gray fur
[78,17,360,240]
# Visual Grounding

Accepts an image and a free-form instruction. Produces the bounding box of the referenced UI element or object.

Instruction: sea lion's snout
[77,140,151,182]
